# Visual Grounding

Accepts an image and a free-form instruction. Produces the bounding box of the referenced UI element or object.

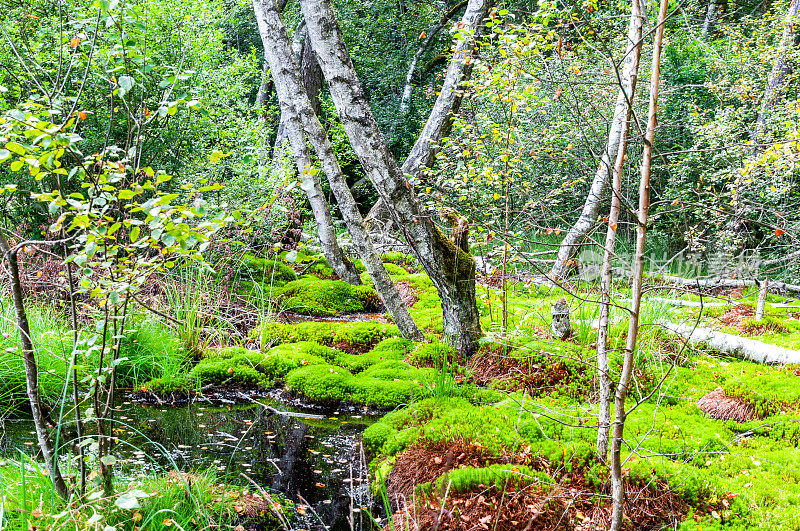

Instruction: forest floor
[1,251,800,530]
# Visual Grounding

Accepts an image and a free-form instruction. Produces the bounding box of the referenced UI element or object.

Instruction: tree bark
[701,0,725,37]
[398,0,469,116]
[253,0,423,340]
[595,0,644,462]
[366,0,491,227]
[299,0,483,353]
[753,0,800,148]
[549,4,647,281]
[609,0,667,526]
[253,12,360,285]
[0,231,69,500]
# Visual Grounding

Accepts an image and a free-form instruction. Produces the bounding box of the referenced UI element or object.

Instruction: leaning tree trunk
[366,0,491,228]
[0,232,69,500]
[595,0,645,461]
[752,0,800,148]
[549,8,648,281]
[299,0,486,353]
[398,0,469,116]
[253,0,423,340]
[609,0,667,527]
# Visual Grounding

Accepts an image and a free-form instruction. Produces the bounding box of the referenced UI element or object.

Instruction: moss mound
[276,277,381,316]
[239,255,297,283]
[253,320,400,352]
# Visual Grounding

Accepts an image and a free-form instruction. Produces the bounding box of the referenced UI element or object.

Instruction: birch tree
[594,0,645,461]
[298,0,491,353]
[367,0,491,228]
[549,8,649,280]
[253,0,423,340]
[0,231,69,500]
[752,0,800,148]
[609,0,668,526]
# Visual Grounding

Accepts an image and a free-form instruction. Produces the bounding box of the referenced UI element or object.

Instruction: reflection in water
[1,395,379,530]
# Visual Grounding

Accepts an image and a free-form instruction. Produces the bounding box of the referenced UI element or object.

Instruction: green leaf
[118,189,137,200]
[114,492,140,510]
[118,75,135,93]
[130,226,140,242]
[10,160,23,172]
[6,142,26,156]
[100,454,117,466]
[0,149,10,161]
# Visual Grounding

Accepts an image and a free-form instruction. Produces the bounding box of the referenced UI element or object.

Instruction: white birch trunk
[253,0,423,340]
[755,278,769,320]
[610,0,668,526]
[398,0,469,116]
[253,3,361,286]
[367,0,491,227]
[753,0,800,147]
[595,0,644,462]
[299,0,483,353]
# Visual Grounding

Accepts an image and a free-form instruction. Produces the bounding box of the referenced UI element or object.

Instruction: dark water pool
[0,393,382,530]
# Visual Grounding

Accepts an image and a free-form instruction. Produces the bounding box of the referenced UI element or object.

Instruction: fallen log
[665,321,800,364]
[660,275,800,295]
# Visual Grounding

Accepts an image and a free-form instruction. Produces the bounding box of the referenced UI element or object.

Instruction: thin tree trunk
[549,5,647,281]
[755,278,769,320]
[300,0,484,353]
[398,0,468,116]
[701,0,725,37]
[253,0,422,339]
[0,231,69,500]
[366,0,491,226]
[609,0,667,527]
[753,0,800,148]
[595,0,645,461]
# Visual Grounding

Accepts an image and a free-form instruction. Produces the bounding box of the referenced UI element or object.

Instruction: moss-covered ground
[141,252,800,528]
[5,251,800,529]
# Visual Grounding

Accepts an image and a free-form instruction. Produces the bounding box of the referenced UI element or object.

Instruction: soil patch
[716,306,787,335]
[387,443,500,503]
[468,346,589,398]
[697,387,758,422]
[717,305,753,327]
[385,461,696,531]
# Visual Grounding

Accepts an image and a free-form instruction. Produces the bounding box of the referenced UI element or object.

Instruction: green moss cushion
[277,277,382,316]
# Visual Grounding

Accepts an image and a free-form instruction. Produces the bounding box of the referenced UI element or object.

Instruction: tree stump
[551,298,572,340]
